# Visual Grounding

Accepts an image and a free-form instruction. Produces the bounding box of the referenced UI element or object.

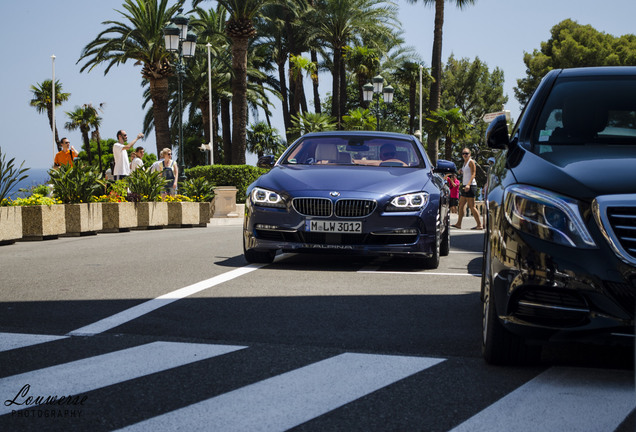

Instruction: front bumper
[490,218,636,345]
[244,201,439,257]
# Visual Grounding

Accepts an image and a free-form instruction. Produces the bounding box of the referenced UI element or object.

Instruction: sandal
[471,226,484,230]
[452,224,461,229]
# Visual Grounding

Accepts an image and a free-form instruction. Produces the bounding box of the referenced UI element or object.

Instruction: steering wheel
[379,159,407,167]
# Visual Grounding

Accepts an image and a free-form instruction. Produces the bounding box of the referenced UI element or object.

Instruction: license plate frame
[305,220,363,233]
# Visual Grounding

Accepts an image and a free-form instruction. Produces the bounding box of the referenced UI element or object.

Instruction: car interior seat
[315,143,338,163]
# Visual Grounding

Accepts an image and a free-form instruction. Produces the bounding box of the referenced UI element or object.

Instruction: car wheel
[481,231,540,365]
[420,225,440,269]
[243,236,276,264]
[440,223,450,257]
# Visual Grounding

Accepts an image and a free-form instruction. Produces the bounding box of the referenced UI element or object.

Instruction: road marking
[450,367,635,432]
[119,353,445,432]
[67,264,266,336]
[0,332,68,353]
[0,341,246,416]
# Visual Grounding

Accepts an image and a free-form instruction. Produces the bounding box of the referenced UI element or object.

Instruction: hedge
[185,165,270,204]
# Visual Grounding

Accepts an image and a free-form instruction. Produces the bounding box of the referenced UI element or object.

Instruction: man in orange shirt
[53,138,78,168]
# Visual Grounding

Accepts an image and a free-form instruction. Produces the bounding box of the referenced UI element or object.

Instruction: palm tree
[77,0,184,157]
[313,0,398,128]
[215,0,275,165]
[393,61,432,135]
[288,112,337,136]
[425,107,470,161]
[407,0,475,163]
[29,79,71,148]
[65,105,102,164]
[246,121,283,158]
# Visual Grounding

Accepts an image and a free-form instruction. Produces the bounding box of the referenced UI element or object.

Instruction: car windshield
[281,136,424,168]
[532,77,636,153]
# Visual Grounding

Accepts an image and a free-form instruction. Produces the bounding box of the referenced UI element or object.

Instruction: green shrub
[126,167,166,202]
[8,194,60,206]
[0,146,29,203]
[179,177,214,202]
[49,161,105,204]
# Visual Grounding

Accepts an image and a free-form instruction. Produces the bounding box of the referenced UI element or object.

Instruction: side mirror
[485,115,510,149]
[257,155,276,168]
[433,159,457,175]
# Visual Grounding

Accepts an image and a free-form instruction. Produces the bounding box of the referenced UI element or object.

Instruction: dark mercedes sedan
[243,131,456,268]
[482,67,636,365]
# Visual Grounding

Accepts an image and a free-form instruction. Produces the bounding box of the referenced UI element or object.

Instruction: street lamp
[164,8,198,182]
[363,75,394,131]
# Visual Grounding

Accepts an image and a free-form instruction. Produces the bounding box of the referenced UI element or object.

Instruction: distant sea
[7,168,51,199]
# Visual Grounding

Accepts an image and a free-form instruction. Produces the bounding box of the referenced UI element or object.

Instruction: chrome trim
[592,194,636,266]
[334,199,377,218]
[292,198,333,217]
[517,300,589,313]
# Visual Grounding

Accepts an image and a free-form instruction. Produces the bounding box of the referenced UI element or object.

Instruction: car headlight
[386,192,429,212]
[251,187,286,208]
[504,185,596,248]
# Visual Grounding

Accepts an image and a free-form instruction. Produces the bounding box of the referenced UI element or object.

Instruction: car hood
[255,165,431,197]
[512,145,636,200]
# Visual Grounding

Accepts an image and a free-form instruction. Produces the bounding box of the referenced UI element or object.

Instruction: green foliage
[6,194,60,206]
[126,167,167,202]
[179,177,215,202]
[246,121,285,157]
[0,146,29,203]
[288,112,337,137]
[515,19,636,106]
[49,161,105,204]
[186,165,269,203]
[342,108,376,131]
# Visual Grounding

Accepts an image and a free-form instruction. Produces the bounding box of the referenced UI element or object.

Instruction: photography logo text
[4,384,87,419]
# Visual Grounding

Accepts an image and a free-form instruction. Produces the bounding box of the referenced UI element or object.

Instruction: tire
[243,236,276,264]
[481,232,541,365]
[440,223,450,257]
[420,225,440,269]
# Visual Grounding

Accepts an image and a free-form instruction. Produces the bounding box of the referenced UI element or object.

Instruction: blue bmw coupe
[243,131,457,268]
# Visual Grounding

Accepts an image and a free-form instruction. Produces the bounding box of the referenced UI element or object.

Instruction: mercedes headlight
[386,192,429,211]
[251,187,286,208]
[504,185,596,248]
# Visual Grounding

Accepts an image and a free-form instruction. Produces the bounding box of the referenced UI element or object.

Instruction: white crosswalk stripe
[0,338,246,417]
[451,367,634,432]
[0,332,633,431]
[119,352,444,432]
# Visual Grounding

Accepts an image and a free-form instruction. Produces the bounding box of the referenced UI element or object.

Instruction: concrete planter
[101,202,137,233]
[199,202,211,225]
[64,203,103,236]
[136,201,168,229]
[167,201,202,227]
[0,206,22,245]
[21,205,66,240]
[212,186,238,218]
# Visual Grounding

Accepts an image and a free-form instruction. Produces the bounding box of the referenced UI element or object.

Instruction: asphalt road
[0,214,633,431]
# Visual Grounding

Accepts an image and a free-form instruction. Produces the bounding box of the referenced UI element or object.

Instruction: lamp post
[164,8,198,182]
[363,75,394,131]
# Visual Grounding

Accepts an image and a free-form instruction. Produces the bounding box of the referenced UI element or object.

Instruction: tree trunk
[82,128,92,163]
[339,59,347,129]
[331,46,342,125]
[278,61,291,141]
[230,36,249,165]
[445,134,453,161]
[221,98,232,164]
[149,76,172,157]
[311,50,321,114]
[427,0,445,164]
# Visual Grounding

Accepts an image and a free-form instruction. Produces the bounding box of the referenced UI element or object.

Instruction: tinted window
[282,136,424,167]
[532,77,636,152]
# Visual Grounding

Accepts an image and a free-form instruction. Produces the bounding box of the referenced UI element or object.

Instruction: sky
[2,0,636,171]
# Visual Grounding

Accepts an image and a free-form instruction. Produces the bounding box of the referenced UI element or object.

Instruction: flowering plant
[162,194,194,202]
[5,194,61,206]
[91,191,126,203]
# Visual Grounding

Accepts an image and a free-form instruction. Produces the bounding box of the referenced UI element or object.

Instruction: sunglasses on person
[462,152,470,155]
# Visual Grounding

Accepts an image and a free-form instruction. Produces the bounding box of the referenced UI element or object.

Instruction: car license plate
[306,220,362,233]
